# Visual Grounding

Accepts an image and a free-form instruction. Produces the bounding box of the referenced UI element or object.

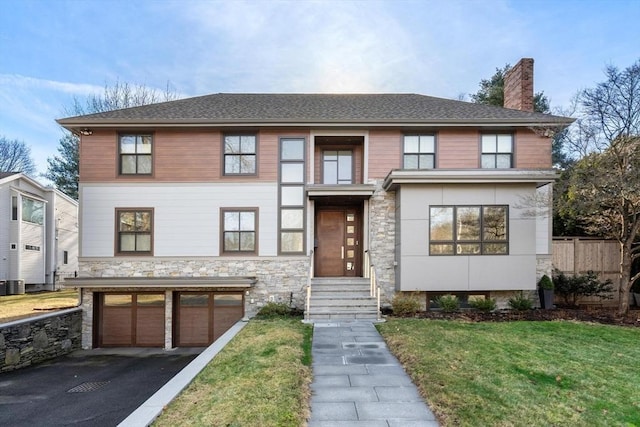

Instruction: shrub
[552,269,614,306]
[256,302,294,318]
[508,292,533,311]
[434,294,460,312]
[391,292,421,316]
[538,274,554,290]
[469,296,497,312]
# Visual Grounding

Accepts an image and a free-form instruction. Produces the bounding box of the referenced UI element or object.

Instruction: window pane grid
[119,135,152,175]
[224,135,257,175]
[279,138,305,254]
[403,135,435,169]
[117,209,152,254]
[481,134,513,169]
[222,209,256,253]
[429,205,508,255]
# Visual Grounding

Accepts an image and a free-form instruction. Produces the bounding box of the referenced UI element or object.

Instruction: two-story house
[0,172,78,293]
[60,58,572,349]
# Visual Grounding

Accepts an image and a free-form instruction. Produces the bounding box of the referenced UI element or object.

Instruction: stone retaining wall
[0,308,82,372]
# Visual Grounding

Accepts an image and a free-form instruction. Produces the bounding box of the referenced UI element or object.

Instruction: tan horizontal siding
[438,129,479,168]
[155,130,220,181]
[80,130,117,181]
[515,130,552,168]
[368,130,401,178]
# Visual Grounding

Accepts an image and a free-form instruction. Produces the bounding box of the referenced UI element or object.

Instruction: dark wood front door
[315,208,361,277]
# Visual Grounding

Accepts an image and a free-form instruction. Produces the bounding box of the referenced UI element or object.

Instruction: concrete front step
[306,312,380,321]
[306,277,380,322]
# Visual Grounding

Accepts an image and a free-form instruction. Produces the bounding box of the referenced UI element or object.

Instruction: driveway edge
[117,320,249,427]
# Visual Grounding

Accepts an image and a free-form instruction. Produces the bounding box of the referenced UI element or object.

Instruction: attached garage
[97,293,165,347]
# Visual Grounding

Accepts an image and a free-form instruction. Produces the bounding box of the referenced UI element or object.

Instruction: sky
[1,0,639,179]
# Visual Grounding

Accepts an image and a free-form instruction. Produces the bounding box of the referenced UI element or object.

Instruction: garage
[174,292,244,347]
[97,293,165,347]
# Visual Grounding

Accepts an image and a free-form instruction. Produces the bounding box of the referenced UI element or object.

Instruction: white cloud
[0,74,103,97]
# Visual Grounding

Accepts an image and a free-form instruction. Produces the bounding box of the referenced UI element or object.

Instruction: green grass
[378,319,640,427]
[154,318,312,427]
[0,289,79,322]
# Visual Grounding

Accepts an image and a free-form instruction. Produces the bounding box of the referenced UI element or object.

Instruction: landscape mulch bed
[386,307,640,327]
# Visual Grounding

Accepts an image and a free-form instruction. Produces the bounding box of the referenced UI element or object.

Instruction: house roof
[57,93,574,129]
[0,172,19,179]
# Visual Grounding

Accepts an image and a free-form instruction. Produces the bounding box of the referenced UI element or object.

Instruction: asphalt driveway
[0,348,200,426]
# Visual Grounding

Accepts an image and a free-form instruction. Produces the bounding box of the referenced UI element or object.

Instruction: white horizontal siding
[81,183,278,257]
[21,222,45,283]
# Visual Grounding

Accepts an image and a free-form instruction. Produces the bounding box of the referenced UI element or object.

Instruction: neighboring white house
[0,172,78,292]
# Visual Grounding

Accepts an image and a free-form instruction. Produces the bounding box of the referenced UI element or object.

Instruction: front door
[315,207,361,277]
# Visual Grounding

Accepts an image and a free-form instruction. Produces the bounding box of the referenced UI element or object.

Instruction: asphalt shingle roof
[57,93,573,126]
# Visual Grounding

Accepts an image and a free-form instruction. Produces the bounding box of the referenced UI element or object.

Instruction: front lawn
[378,319,640,426]
[154,318,312,427]
[0,289,79,322]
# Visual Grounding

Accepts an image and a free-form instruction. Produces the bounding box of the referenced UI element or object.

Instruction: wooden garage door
[175,292,244,347]
[100,293,165,347]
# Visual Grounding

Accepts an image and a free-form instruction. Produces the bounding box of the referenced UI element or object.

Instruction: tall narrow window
[224,135,256,175]
[403,135,435,169]
[116,209,153,254]
[11,196,18,220]
[323,150,352,184]
[63,250,69,265]
[119,134,153,174]
[222,209,257,254]
[481,134,513,168]
[279,138,305,253]
[429,205,508,255]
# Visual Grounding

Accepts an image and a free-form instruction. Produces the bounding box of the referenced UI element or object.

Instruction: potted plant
[538,274,555,309]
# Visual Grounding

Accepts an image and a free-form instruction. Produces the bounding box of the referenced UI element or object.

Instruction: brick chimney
[503,58,534,112]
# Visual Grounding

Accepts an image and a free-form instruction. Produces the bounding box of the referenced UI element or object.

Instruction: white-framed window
[481,134,513,168]
[22,197,44,225]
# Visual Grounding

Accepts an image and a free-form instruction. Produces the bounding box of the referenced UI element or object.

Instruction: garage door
[175,292,243,347]
[99,293,165,347]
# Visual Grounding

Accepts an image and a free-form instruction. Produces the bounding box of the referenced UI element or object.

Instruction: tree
[43,133,79,199]
[563,59,640,314]
[47,80,179,198]
[0,136,37,176]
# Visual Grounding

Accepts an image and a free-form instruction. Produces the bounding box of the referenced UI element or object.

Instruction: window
[222,209,257,254]
[11,196,17,220]
[119,134,152,174]
[430,205,508,255]
[403,135,435,169]
[63,250,69,265]
[25,245,41,251]
[224,134,256,175]
[279,138,305,253]
[481,134,513,168]
[323,150,352,184]
[116,209,153,254]
[22,197,44,225]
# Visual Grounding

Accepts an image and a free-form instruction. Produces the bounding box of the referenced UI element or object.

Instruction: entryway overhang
[382,169,559,191]
[306,184,376,200]
[64,276,257,289]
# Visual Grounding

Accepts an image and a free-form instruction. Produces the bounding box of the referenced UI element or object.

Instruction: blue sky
[1,0,639,178]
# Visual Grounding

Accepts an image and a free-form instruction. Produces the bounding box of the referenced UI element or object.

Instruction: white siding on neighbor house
[21,222,45,283]
[0,184,10,281]
[80,183,279,257]
[49,192,79,281]
[397,183,539,291]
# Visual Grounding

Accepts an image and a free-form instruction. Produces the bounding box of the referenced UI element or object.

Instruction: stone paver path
[308,321,439,427]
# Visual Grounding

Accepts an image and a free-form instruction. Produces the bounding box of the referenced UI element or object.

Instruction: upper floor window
[403,135,435,169]
[22,197,44,225]
[323,150,352,184]
[481,134,513,168]
[116,209,153,255]
[120,134,152,175]
[224,135,256,175]
[222,208,257,254]
[430,205,508,255]
[11,196,18,220]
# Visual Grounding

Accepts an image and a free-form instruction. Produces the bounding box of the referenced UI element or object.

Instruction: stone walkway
[308,321,439,427]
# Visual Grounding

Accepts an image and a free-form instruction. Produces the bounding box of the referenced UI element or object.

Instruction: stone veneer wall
[1,308,82,372]
[79,257,310,317]
[366,180,397,306]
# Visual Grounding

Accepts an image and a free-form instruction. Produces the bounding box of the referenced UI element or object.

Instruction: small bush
[391,293,422,316]
[552,269,614,306]
[256,302,294,318]
[508,292,533,311]
[469,296,497,312]
[538,274,554,290]
[434,294,460,312]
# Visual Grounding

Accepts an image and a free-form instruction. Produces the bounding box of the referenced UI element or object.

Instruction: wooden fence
[552,238,621,306]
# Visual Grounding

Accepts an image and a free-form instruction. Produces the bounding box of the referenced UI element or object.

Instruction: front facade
[60,59,572,349]
[0,173,78,292]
